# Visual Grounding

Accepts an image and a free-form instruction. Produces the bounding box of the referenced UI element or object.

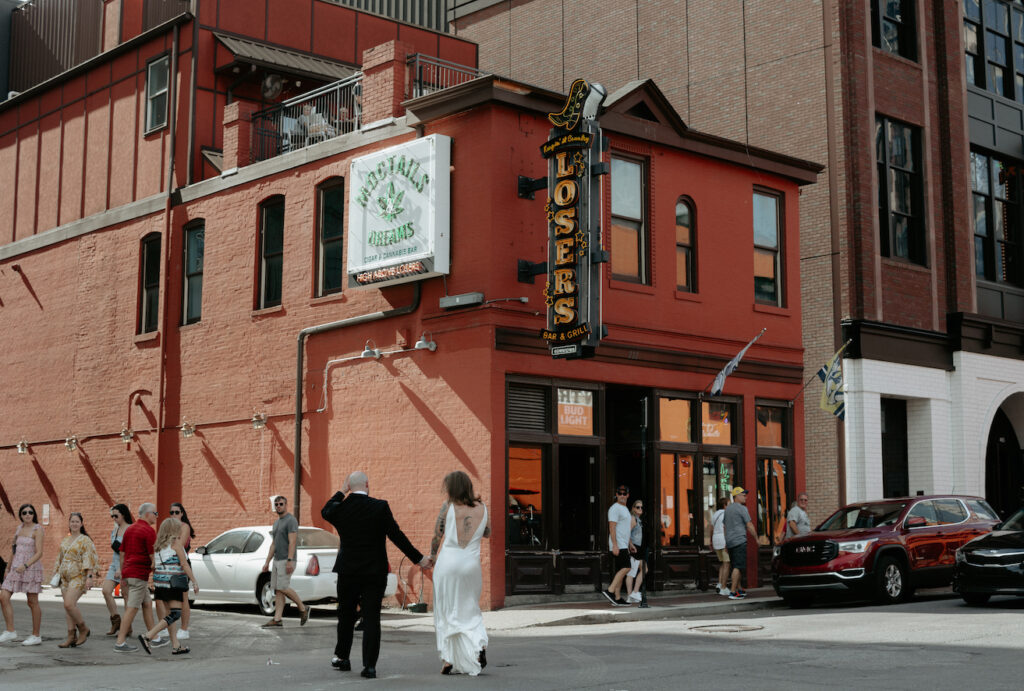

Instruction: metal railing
[250,74,363,163]
[408,54,485,98]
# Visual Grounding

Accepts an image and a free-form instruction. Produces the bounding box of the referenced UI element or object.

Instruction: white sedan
[188,525,338,615]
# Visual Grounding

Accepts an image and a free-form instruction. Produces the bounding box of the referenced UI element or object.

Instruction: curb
[534,596,785,626]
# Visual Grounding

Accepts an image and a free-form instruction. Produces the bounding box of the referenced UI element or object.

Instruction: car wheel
[257,574,275,616]
[961,592,991,606]
[874,556,908,604]
[781,594,813,609]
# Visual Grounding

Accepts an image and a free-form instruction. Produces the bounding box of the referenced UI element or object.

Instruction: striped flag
[710,328,766,396]
[817,343,849,420]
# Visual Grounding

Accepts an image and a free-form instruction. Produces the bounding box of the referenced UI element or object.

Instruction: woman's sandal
[172,646,190,655]
[441,663,453,675]
[137,635,152,655]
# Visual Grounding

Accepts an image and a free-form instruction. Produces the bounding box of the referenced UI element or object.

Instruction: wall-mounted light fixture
[361,339,382,359]
[64,434,78,452]
[181,420,196,438]
[413,331,437,351]
[251,411,267,430]
[16,439,28,454]
[120,423,134,444]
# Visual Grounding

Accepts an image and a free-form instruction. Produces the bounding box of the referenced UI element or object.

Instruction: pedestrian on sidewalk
[260,496,309,628]
[710,496,730,595]
[785,493,811,539]
[625,499,647,603]
[320,471,430,679]
[113,503,160,653]
[0,503,44,646]
[601,485,633,606]
[168,502,196,641]
[137,517,199,656]
[53,512,99,648]
[724,487,758,600]
[102,503,132,637]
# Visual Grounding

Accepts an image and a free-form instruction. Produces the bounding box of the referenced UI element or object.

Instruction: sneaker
[177,629,190,640]
[718,586,731,596]
[600,590,617,605]
[628,592,642,602]
[615,597,631,606]
[150,636,169,648]
[736,589,747,598]
[156,630,169,640]
[113,642,138,653]
[20,635,42,646]
[0,631,17,644]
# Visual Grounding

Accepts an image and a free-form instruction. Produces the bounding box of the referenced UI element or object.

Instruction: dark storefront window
[881,397,910,498]
[755,403,792,546]
[876,116,925,265]
[508,444,544,548]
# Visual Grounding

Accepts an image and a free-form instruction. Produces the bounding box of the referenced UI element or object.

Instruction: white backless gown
[433,503,489,675]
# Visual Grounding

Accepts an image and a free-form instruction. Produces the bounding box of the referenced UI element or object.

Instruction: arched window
[675,197,696,292]
[316,178,345,296]
[138,233,161,334]
[258,195,285,309]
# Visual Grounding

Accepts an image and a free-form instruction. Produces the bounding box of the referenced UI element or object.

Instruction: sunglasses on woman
[21,510,34,516]
[169,510,182,516]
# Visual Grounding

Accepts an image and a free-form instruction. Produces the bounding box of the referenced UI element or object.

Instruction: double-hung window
[146,55,170,133]
[964,0,1024,100]
[971,150,1022,285]
[258,196,285,309]
[871,0,917,61]
[876,116,925,265]
[182,223,204,324]
[753,190,783,305]
[138,233,161,334]
[316,179,345,296]
[675,197,696,292]
[610,156,649,284]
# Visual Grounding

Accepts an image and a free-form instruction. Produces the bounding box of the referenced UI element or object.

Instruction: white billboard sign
[347,134,451,288]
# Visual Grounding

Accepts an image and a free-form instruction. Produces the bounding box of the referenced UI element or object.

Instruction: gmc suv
[772,495,998,607]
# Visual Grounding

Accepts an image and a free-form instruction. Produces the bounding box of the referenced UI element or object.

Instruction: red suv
[772,495,998,607]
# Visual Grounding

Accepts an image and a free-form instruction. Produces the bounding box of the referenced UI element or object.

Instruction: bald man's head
[348,471,368,491]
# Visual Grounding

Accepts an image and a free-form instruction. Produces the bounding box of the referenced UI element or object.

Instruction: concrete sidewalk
[57,583,783,633]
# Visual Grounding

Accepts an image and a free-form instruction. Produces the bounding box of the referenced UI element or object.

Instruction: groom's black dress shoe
[360,667,376,679]
[332,657,351,671]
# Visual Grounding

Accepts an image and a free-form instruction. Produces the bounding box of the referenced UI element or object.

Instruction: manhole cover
[689,624,763,633]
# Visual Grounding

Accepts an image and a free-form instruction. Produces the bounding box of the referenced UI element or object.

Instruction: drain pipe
[292,284,422,519]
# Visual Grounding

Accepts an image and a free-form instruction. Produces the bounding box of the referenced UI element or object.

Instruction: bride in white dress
[430,471,490,675]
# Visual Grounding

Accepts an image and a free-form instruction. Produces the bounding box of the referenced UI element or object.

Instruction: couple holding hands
[321,469,489,679]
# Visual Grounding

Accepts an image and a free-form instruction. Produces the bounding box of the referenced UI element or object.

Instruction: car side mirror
[195,545,207,555]
[906,516,927,528]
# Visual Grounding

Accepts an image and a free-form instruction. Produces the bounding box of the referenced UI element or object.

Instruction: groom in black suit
[321,470,431,679]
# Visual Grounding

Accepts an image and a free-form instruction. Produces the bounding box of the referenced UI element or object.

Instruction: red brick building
[0,0,818,606]
[452,0,1024,522]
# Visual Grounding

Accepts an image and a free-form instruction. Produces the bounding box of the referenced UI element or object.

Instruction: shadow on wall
[305,407,334,528]
[199,438,247,511]
[267,422,312,497]
[399,381,480,480]
[135,443,156,482]
[12,264,43,310]
[29,456,62,514]
[77,448,114,507]
[0,477,12,515]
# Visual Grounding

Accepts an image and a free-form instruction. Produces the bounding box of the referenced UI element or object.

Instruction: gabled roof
[213,33,358,82]
[602,79,689,136]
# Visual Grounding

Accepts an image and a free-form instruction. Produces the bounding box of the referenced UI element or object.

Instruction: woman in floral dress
[53,512,99,648]
[0,503,44,646]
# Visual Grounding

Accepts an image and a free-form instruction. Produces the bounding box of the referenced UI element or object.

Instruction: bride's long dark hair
[443,471,480,507]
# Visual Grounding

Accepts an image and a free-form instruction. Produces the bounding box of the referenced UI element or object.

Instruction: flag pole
[790,338,852,405]
[702,327,766,398]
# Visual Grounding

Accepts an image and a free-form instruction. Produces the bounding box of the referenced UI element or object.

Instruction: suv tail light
[306,554,320,576]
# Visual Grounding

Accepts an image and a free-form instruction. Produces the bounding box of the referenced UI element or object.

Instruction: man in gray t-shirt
[723,487,758,599]
[260,495,309,627]
[786,493,811,538]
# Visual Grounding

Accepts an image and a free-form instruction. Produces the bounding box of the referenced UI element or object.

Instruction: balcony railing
[250,74,363,163]
[407,54,485,98]
[248,55,484,163]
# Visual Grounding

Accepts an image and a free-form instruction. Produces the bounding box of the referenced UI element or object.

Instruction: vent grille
[507,384,548,432]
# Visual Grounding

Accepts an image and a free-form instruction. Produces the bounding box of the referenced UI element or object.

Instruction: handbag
[169,574,189,590]
[49,572,61,588]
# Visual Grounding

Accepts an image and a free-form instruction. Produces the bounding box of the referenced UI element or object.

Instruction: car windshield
[818,502,906,530]
[297,528,339,549]
[1001,508,1024,532]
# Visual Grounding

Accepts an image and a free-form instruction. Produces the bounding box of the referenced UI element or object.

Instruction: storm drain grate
[689,624,764,633]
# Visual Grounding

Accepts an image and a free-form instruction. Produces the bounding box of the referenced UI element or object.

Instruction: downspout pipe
[292,283,422,520]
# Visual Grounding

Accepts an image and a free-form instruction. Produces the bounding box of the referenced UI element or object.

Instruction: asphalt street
[0,591,1023,690]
